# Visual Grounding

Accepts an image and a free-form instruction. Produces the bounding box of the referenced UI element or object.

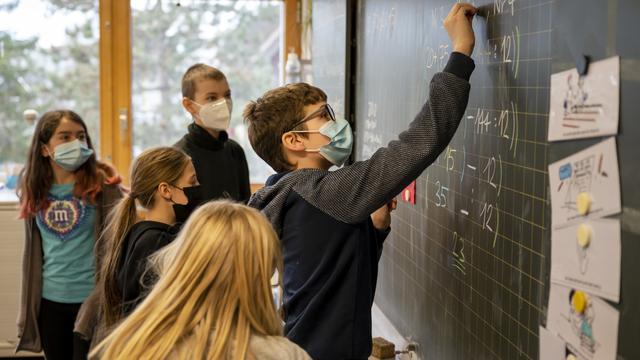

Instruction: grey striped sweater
[249,52,474,360]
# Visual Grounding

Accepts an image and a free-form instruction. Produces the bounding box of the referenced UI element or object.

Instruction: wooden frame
[99,0,132,183]
[285,0,302,59]
[98,1,299,188]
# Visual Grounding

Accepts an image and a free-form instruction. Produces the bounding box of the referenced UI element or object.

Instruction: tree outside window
[0,0,99,202]
[131,0,281,183]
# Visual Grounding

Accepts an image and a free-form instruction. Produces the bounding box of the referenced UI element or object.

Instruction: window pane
[131,0,281,184]
[0,0,99,202]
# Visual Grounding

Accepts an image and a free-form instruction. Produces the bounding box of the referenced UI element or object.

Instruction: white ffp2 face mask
[192,98,233,130]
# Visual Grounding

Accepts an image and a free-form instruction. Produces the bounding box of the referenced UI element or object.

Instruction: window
[131,0,281,183]
[0,0,99,202]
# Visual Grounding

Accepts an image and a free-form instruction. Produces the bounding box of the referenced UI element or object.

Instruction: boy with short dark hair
[174,63,251,203]
[244,4,477,359]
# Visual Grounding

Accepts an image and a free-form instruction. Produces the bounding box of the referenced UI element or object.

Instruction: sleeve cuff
[443,52,475,81]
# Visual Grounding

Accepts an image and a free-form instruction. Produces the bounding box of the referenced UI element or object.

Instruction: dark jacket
[248,53,474,359]
[16,182,123,353]
[174,124,251,204]
[116,220,179,315]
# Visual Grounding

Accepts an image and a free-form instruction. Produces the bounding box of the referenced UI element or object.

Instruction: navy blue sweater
[249,52,474,359]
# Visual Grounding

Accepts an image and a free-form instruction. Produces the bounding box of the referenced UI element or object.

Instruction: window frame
[99,0,132,183]
[101,0,300,189]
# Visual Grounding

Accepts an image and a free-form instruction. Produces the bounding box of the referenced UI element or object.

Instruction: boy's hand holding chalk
[444,3,477,56]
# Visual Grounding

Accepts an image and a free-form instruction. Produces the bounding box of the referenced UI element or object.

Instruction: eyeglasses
[287,103,336,132]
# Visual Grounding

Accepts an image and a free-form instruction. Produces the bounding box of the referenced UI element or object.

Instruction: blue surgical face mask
[293,117,353,167]
[49,139,94,171]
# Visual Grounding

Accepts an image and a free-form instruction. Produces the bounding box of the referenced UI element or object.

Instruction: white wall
[0,202,39,357]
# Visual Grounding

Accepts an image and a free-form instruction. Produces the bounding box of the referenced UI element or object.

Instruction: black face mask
[170,185,204,224]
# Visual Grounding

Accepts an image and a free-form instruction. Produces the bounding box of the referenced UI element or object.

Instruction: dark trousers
[37,298,89,360]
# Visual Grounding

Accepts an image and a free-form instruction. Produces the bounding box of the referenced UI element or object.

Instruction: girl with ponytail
[91,201,310,360]
[98,146,201,329]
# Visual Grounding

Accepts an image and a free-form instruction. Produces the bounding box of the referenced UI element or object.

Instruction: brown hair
[181,63,227,100]
[243,83,327,172]
[99,146,191,327]
[18,110,109,218]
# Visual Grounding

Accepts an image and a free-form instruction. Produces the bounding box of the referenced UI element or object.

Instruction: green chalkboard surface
[311,0,639,359]
[356,1,551,359]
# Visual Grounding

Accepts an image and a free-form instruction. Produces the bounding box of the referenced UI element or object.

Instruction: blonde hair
[98,146,191,327]
[91,201,283,360]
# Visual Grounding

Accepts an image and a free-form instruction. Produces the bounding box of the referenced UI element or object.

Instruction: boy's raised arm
[299,4,477,223]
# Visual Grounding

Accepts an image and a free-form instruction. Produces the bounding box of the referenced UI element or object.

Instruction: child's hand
[443,3,477,56]
[371,198,398,230]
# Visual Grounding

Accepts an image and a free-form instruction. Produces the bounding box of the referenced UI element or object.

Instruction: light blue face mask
[50,139,94,171]
[293,117,354,167]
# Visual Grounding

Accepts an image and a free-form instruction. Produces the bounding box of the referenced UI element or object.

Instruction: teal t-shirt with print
[36,183,96,303]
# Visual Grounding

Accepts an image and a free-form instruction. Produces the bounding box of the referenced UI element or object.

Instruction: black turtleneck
[174,123,251,203]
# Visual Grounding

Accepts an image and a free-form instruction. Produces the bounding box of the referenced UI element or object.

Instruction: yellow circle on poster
[571,290,587,314]
[576,192,592,215]
[577,224,592,248]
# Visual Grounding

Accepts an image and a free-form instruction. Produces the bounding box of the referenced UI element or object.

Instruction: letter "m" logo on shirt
[52,209,69,222]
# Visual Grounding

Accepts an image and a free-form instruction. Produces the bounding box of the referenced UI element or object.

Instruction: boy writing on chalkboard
[243,3,477,359]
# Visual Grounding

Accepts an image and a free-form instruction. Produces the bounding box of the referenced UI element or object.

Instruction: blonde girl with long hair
[91,201,310,360]
[99,146,202,329]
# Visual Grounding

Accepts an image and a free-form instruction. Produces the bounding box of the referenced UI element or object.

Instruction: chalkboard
[311,0,349,119]
[344,1,640,360]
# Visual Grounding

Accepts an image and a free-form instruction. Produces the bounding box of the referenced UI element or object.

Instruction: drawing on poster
[550,219,621,303]
[562,74,602,128]
[547,283,619,360]
[548,56,619,141]
[563,290,598,355]
[576,239,589,275]
[558,154,607,213]
[549,137,621,229]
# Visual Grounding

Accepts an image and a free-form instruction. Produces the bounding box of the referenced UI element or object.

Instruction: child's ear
[281,132,306,152]
[157,182,172,200]
[40,143,51,158]
[182,97,197,116]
